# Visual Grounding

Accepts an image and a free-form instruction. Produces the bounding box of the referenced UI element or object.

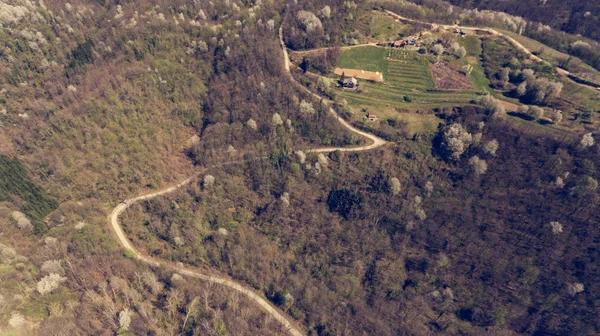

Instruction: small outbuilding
[367,113,378,121]
[342,77,358,89]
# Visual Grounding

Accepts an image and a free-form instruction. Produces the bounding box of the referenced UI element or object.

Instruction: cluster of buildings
[392,36,421,50]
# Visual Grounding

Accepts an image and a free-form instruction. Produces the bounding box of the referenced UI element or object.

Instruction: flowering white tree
[119,308,132,331]
[442,123,473,160]
[297,10,322,32]
[390,178,401,196]
[580,133,594,148]
[41,260,64,274]
[319,6,331,18]
[203,175,215,188]
[425,181,434,194]
[300,99,315,115]
[318,153,328,168]
[280,192,290,207]
[469,156,488,175]
[37,273,67,295]
[479,95,506,118]
[246,118,257,131]
[482,139,499,156]
[296,150,306,164]
[550,109,563,124]
[555,176,565,188]
[415,208,427,221]
[272,113,283,126]
[550,221,563,234]
[567,282,584,296]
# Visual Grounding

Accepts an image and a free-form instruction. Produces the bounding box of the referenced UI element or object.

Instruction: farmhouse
[342,77,358,89]
[367,113,377,121]
[392,36,421,50]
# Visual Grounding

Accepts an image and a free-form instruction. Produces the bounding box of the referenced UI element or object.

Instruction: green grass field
[337,46,388,74]
[337,47,478,111]
[458,35,494,94]
[369,12,409,42]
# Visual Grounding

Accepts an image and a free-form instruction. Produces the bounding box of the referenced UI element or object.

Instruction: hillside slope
[448,0,600,42]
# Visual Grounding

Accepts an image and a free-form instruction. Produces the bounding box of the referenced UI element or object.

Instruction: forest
[0,0,599,335]
[446,0,600,43]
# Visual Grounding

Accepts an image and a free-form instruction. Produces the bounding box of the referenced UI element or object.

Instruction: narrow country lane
[383,10,599,91]
[108,25,389,336]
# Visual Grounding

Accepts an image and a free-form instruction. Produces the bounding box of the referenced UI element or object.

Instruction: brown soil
[467,56,478,64]
[334,68,385,82]
[498,100,519,112]
[430,63,473,90]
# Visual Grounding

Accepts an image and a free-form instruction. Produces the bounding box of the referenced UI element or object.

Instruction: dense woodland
[446,0,600,43]
[1,0,600,335]
[123,109,600,335]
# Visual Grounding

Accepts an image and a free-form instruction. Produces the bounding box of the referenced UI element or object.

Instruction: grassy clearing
[395,113,442,134]
[368,12,410,42]
[337,47,477,113]
[456,35,495,94]
[337,46,388,74]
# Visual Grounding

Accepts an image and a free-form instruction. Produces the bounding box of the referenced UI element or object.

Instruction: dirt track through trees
[108,25,388,336]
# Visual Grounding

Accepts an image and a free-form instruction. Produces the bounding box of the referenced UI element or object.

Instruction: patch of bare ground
[334,68,384,82]
[498,100,519,112]
[430,62,473,90]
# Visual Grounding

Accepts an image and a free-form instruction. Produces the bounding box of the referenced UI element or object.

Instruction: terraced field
[339,48,478,109]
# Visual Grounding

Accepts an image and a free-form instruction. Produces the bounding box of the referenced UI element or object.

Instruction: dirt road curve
[108,27,388,336]
[279,26,387,153]
[110,161,305,336]
[384,10,600,91]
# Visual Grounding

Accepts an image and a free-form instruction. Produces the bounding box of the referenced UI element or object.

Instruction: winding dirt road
[110,160,305,336]
[384,10,600,91]
[110,10,597,333]
[278,26,387,153]
[108,26,387,336]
